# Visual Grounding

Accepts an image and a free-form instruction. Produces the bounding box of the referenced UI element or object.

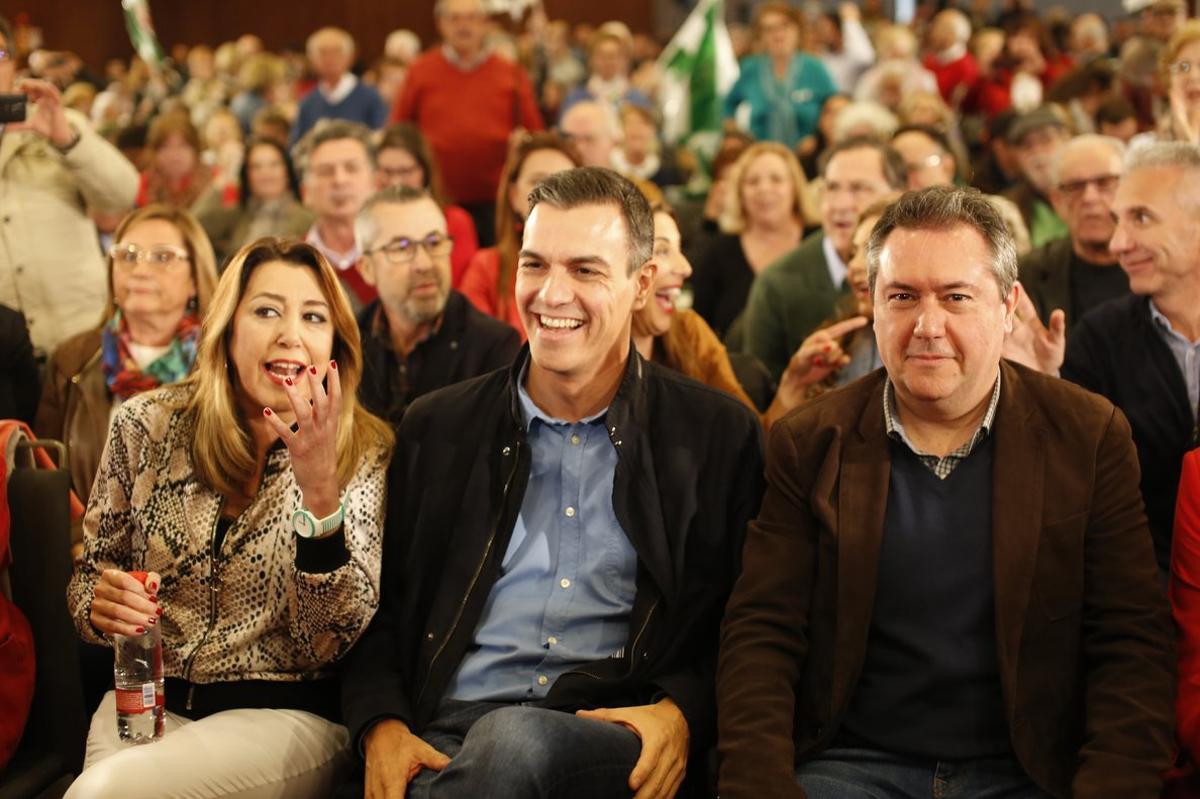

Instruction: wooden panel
[0,0,652,74]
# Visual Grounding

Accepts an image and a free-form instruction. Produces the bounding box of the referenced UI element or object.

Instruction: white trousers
[64,690,349,799]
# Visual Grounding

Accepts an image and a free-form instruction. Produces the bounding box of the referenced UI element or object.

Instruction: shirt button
[560,577,571,589]
[547,636,558,645]
[537,675,548,686]
[564,506,575,517]
[570,434,580,445]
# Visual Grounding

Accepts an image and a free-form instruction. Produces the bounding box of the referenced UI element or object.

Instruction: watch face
[292,510,316,538]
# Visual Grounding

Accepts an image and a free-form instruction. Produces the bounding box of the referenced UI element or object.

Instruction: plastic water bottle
[113,571,164,744]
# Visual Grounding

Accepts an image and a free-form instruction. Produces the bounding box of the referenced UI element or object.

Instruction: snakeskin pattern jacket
[66,384,388,683]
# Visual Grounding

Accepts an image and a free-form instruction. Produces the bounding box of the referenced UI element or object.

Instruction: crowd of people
[3,0,1200,796]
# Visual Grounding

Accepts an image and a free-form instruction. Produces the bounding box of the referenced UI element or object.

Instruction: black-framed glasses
[109,244,191,267]
[366,232,453,265]
[1056,174,1120,197]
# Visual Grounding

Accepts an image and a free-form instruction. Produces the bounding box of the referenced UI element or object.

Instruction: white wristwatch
[292,501,344,539]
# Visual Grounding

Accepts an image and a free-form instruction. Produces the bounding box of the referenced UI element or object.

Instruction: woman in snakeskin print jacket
[64,238,394,799]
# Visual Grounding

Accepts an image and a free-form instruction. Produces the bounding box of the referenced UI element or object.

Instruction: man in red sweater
[393,0,544,246]
[923,9,979,110]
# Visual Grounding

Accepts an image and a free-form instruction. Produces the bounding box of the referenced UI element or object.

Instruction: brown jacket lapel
[831,377,892,711]
[990,362,1046,711]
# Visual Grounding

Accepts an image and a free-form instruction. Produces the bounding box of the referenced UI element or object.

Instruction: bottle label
[115,684,159,713]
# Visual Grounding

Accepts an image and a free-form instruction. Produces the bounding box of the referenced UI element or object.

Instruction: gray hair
[1124,140,1200,174]
[1050,134,1127,185]
[832,101,900,144]
[435,0,484,16]
[306,27,355,59]
[527,167,652,275]
[866,186,1018,300]
[292,119,377,178]
[355,185,439,252]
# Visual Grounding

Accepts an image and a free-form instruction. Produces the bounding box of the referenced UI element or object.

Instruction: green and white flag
[122,0,163,67]
[658,0,739,146]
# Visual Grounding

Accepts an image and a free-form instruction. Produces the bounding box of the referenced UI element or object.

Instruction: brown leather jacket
[34,327,106,550]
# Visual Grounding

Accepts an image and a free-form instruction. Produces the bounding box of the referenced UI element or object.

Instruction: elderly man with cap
[1003,106,1072,248]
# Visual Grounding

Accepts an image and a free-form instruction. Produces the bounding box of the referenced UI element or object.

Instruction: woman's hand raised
[262,360,341,517]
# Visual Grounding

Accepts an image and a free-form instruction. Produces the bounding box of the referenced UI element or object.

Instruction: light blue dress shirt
[446,374,638,702]
[1150,299,1200,417]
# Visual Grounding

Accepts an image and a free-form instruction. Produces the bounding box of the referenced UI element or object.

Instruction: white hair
[385,30,422,62]
[306,27,355,59]
[1050,134,1127,185]
[561,100,623,141]
[1125,140,1200,173]
[832,101,899,144]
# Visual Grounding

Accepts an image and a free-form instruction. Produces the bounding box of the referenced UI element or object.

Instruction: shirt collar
[1149,299,1200,346]
[442,43,492,71]
[306,225,361,272]
[318,73,357,105]
[883,370,1002,455]
[515,359,608,432]
[935,43,968,64]
[822,235,849,289]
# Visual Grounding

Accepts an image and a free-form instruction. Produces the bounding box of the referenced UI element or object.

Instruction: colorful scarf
[101,311,202,400]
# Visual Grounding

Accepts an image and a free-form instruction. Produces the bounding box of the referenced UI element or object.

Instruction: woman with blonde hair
[64,238,393,799]
[691,141,814,339]
[459,132,582,338]
[37,204,219,559]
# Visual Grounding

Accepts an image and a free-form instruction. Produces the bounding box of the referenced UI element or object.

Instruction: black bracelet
[54,129,82,154]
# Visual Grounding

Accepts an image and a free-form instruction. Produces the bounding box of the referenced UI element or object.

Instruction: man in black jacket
[342,167,764,798]
[1063,141,1200,573]
[355,185,520,425]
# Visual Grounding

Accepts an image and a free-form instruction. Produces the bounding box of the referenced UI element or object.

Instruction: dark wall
[0,0,653,71]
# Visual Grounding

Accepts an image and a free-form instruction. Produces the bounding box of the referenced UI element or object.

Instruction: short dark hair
[239,137,301,206]
[527,167,653,275]
[820,135,908,190]
[894,124,954,158]
[355,184,438,250]
[866,186,1017,299]
[292,119,376,177]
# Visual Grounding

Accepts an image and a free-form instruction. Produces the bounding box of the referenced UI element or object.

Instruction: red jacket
[1173,448,1200,761]
[459,247,526,341]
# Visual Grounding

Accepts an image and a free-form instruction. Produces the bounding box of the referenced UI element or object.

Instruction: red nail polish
[264,407,272,416]
[149,595,158,604]
[330,360,337,371]
[148,617,157,626]
[285,377,293,386]
[156,607,162,616]
[136,626,145,633]
[309,365,317,375]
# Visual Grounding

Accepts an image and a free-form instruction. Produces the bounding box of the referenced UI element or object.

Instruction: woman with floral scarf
[35,204,219,559]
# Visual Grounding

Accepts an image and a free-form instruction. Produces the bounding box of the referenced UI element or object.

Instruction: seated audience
[559,99,620,168]
[460,132,582,338]
[355,186,520,425]
[137,111,214,209]
[1018,134,1128,331]
[691,142,811,341]
[742,136,906,381]
[36,205,219,559]
[193,137,313,264]
[375,124,479,288]
[724,2,836,151]
[0,17,139,357]
[230,53,285,134]
[854,25,938,112]
[923,9,979,109]
[63,238,393,798]
[1003,106,1072,248]
[718,186,1174,799]
[1062,141,1200,574]
[610,103,680,188]
[560,28,651,118]
[294,120,379,312]
[341,166,764,799]
[289,27,387,146]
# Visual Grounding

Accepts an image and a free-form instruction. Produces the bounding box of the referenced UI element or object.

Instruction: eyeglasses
[1056,174,1120,197]
[0,50,11,64]
[1169,61,1197,75]
[110,244,191,267]
[366,233,453,265]
[378,164,423,182]
[904,153,945,172]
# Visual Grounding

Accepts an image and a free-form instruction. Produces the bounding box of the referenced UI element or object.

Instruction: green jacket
[741,231,850,382]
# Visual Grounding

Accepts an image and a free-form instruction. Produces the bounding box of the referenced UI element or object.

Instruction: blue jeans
[408,699,641,799]
[796,747,1052,799]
